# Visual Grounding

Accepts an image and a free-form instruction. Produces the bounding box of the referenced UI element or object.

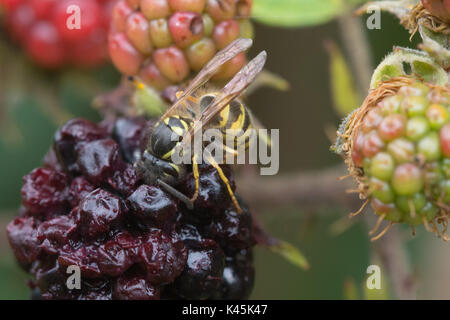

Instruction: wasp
[134,38,268,214]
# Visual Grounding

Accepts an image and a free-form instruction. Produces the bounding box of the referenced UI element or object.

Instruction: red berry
[212,51,246,80]
[377,114,407,141]
[30,0,55,20]
[206,0,235,22]
[126,13,153,55]
[212,19,240,49]
[236,0,252,18]
[7,4,35,42]
[169,11,204,48]
[126,0,140,10]
[168,0,206,13]
[140,61,173,90]
[141,0,171,20]
[25,21,66,68]
[109,32,144,75]
[70,28,108,67]
[153,46,190,82]
[52,0,102,43]
[1,0,23,12]
[112,0,133,32]
[185,37,216,71]
[440,123,450,157]
[362,131,385,158]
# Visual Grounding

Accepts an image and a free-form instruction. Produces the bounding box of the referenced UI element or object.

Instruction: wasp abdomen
[150,116,191,160]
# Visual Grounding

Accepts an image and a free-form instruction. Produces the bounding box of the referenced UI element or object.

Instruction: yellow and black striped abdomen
[150,115,191,160]
[216,101,254,151]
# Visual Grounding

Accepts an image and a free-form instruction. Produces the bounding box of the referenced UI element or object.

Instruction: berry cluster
[1,0,116,68]
[422,0,450,23]
[7,116,255,299]
[346,79,450,236]
[109,0,253,90]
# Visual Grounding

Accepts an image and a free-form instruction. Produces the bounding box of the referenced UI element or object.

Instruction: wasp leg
[205,154,243,214]
[190,154,200,206]
[157,179,193,210]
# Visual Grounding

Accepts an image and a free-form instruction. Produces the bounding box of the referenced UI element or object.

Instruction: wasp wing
[246,108,271,147]
[158,38,253,121]
[186,50,267,140]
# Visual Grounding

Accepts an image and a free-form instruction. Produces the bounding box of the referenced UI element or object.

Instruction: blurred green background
[1,9,450,300]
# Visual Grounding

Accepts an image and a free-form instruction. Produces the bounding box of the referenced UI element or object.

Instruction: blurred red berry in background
[1,0,117,68]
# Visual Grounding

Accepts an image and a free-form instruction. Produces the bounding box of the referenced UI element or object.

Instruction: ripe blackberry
[108,0,253,90]
[1,0,116,68]
[337,77,450,240]
[6,116,256,299]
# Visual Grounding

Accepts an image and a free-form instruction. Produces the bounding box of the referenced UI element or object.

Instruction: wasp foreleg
[205,154,243,214]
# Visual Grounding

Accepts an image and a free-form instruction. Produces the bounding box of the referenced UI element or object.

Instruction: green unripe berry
[402,95,429,117]
[370,152,394,181]
[380,95,402,115]
[391,163,424,196]
[418,132,442,161]
[399,82,430,97]
[387,138,415,163]
[426,104,449,130]
[422,202,439,221]
[406,116,430,141]
[369,177,395,204]
[440,180,450,203]
[395,193,427,214]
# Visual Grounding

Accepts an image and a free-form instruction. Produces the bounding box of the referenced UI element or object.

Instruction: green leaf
[252,0,365,27]
[268,240,310,270]
[326,41,361,116]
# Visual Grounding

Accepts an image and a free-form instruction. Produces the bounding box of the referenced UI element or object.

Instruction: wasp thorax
[340,78,450,240]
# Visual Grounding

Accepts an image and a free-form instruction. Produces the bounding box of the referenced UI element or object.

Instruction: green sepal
[132,83,168,117]
[370,47,448,89]
[419,25,450,70]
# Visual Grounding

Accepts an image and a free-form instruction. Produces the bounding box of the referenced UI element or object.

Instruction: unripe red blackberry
[422,0,450,23]
[2,0,116,68]
[7,116,256,299]
[108,0,253,91]
[338,77,450,240]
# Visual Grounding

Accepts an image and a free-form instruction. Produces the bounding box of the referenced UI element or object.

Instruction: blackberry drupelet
[7,116,256,300]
